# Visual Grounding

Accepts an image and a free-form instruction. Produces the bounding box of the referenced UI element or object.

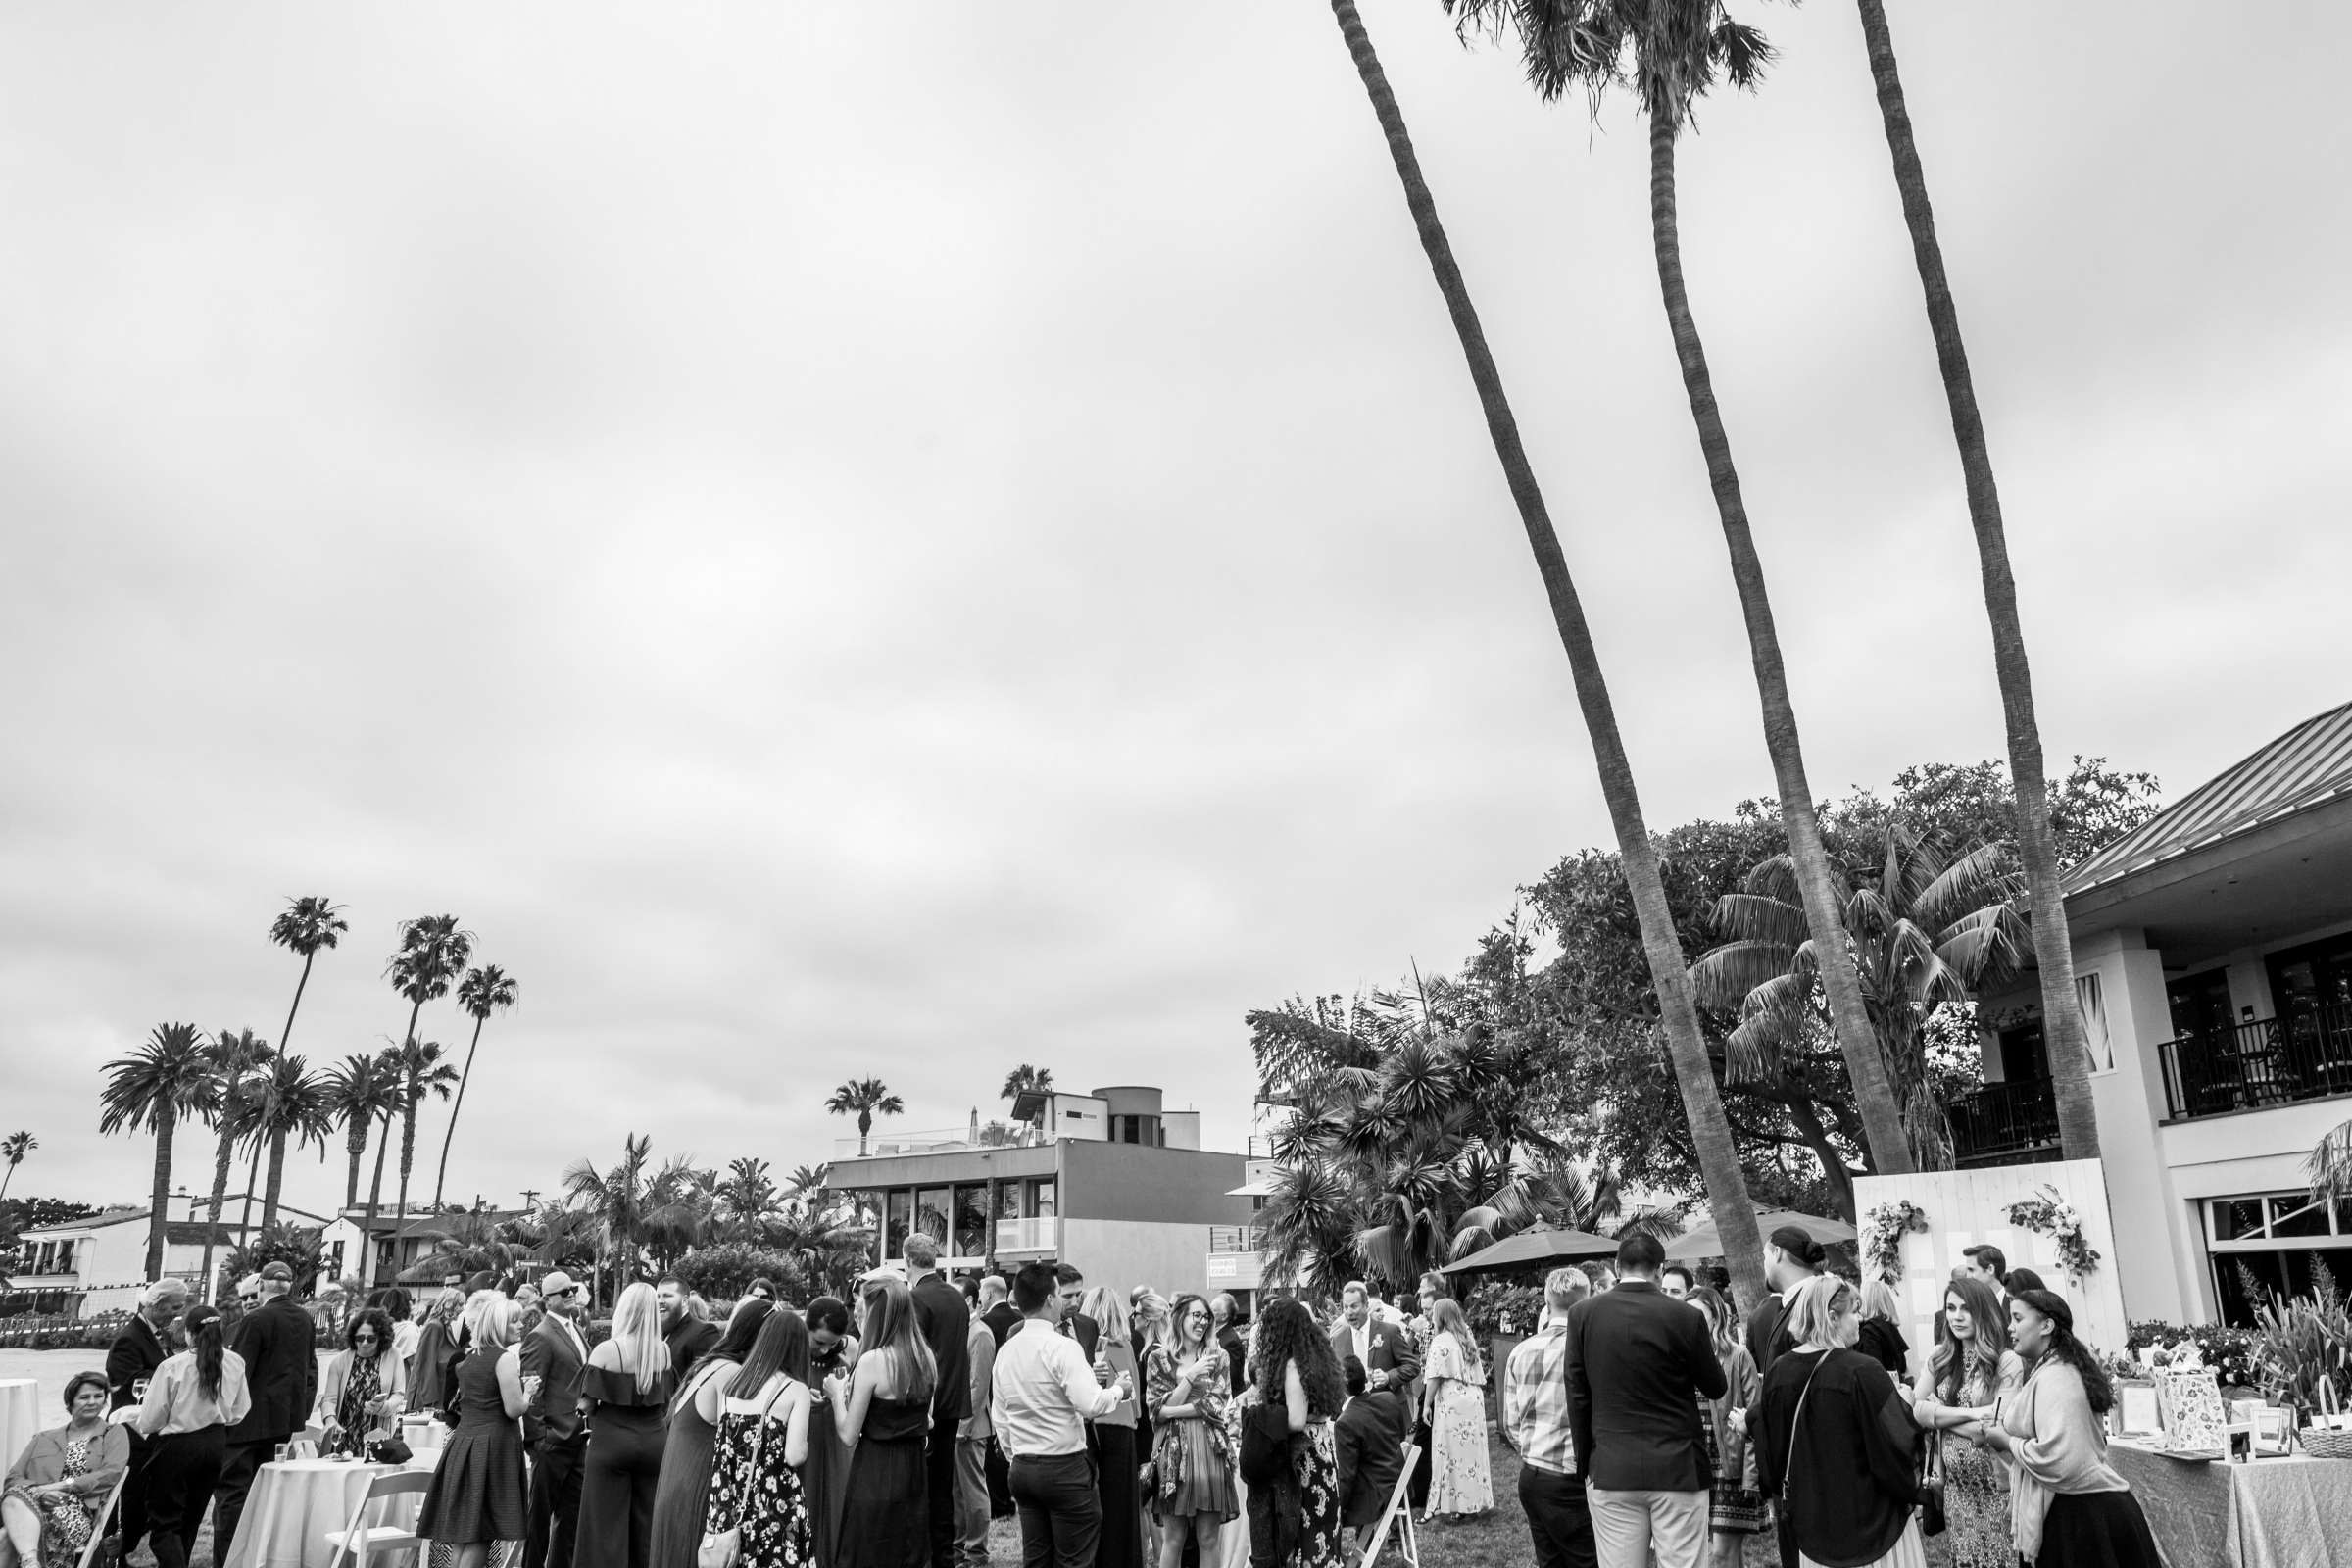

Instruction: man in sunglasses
[523,1272,593,1568]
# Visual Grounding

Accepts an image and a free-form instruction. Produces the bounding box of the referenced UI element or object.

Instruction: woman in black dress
[821,1278,935,1568]
[416,1296,531,1568]
[649,1297,771,1568]
[578,1283,675,1568]
[802,1297,859,1568]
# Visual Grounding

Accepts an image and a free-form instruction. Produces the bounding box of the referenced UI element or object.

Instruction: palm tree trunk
[394,1085,418,1239]
[1327,0,1768,1305]
[243,952,315,1247]
[1853,0,2097,1157]
[344,1126,368,1212]
[432,1014,487,1212]
[1645,114,1921,1175]
[364,1111,393,1288]
[264,1129,289,1228]
[200,1130,236,1304]
[146,1119,175,1283]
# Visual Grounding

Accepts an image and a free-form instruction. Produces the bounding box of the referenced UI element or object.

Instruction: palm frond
[1689,939,1798,1009]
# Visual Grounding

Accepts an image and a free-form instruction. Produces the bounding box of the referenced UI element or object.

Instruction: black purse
[366,1433,414,1465]
[1918,1430,1946,1536]
[1238,1399,1290,1486]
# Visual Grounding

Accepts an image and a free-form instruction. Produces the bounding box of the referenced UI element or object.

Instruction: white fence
[1851,1157,2129,1360]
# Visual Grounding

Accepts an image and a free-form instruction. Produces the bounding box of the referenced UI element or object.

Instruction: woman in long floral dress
[1242,1298,1345,1568]
[1417,1299,1491,1521]
[702,1311,812,1568]
[1910,1276,2022,1568]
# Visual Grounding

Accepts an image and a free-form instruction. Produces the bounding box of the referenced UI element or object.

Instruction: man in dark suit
[1053,1263,1099,1362]
[1334,1356,1407,1549]
[1563,1234,1725,1568]
[1742,1226,1822,1376]
[1211,1294,1247,1397]
[657,1275,721,1380]
[524,1270,594,1568]
[1327,1282,1420,1434]
[106,1277,189,1558]
[905,1237,972,1568]
[215,1262,318,1559]
[978,1273,1021,1348]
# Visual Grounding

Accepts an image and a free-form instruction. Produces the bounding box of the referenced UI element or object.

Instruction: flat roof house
[3,1209,235,1318]
[822,1084,1254,1299]
[1953,700,2352,1326]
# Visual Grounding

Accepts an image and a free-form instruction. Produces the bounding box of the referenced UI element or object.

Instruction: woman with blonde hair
[822,1277,935,1568]
[1083,1287,1146,1568]
[1147,1293,1235,1568]
[1417,1298,1490,1522]
[578,1283,675,1568]
[1856,1280,1911,1380]
[416,1296,530,1568]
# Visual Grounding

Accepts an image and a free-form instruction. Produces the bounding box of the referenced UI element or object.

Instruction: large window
[953,1185,990,1259]
[2169,970,2235,1044]
[913,1188,952,1250]
[2268,934,2352,1019]
[885,1191,912,1259]
[2205,1192,2352,1325]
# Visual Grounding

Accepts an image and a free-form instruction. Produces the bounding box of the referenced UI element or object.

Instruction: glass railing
[833,1124,1052,1159]
[1206,1225,1265,1254]
[996,1217,1058,1252]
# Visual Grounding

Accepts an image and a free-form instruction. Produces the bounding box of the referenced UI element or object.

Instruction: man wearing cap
[106,1278,188,1559]
[1741,1227,1823,1378]
[524,1270,593,1568]
[214,1262,318,1558]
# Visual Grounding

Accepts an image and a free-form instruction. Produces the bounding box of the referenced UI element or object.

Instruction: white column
[2078,926,2201,1323]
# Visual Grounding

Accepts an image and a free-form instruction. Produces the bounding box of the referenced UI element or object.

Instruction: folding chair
[321,1469,432,1568]
[74,1472,129,1568]
[1355,1442,1420,1568]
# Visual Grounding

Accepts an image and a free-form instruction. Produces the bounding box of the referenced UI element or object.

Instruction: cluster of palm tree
[94,897,520,1291]
[1316,0,2102,1294]
[0,1131,35,1201]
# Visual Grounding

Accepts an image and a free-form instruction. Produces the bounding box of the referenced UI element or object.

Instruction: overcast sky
[5,2,2348,1220]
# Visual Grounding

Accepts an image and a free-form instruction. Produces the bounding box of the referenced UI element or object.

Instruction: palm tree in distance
[383,1039,461,1284]
[0,1132,36,1200]
[252,1054,335,1228]
[325,1053,402,1211]
[247,897,348,1244]
[1000,1064,1054,1124]
[98,1023,220,1281]
[825,1079,905,1158]
[1849,0,2098,1156]
[1320,0,1767,1299]
[564,1133,704,1304]
[432,964,519,1211]
[785,1163,831,1200]
[1446,0,1915,1178]
[199,1028,273,1298]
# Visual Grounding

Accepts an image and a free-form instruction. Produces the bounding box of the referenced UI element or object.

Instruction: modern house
[822,1084,1254,1298]
[316,1207,535,1292]
[3,1209,236,1317]
[1952,700,2352,1326]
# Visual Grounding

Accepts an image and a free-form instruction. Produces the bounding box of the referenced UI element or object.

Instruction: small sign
[2115,1382,2162,1438]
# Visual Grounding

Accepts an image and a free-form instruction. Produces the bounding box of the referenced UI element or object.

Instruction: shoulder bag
[1777,1351,1831,1532]
[698,1380,787,1568]
[1919,1429,1946,1536]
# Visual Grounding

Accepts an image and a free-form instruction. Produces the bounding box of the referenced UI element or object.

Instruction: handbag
[366,1434,414,1465]
[1238,1398,1291,1487]
[698,1380,787,1568]
[1918,1430,1946,1537]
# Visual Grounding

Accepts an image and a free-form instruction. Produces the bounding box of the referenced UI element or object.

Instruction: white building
[5,1210,235,1317]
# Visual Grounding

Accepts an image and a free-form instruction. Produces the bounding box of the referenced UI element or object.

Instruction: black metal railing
[1949,1077,2062,1165]
[2158,1004,2352,1119]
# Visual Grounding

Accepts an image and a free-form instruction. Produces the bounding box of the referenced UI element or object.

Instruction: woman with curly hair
[317,1307,407,1456]
[1244,1298,1345,1568]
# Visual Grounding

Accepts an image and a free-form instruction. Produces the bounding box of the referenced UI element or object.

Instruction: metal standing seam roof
[2063,699,2352,897]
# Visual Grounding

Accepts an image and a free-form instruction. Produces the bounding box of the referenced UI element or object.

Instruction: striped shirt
[1502,1325,1574,1476]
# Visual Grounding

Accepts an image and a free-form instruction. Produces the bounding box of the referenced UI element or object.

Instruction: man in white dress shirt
[990,1260,1131,1568]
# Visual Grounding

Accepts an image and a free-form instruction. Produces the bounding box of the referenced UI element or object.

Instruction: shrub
[671,1244,808,1304]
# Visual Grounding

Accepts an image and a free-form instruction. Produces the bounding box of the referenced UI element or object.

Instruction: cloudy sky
[5,2,2348,1220]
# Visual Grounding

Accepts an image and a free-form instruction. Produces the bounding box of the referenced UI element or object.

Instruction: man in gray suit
[523,1271,593,1568]
[1327,1281,1420,1434]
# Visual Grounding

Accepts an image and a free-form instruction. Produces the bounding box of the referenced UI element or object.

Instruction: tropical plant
[1000,1064,1054,1121]
[199,1029,274,1296]
[382,1038,461,1282]
[1,1132,37,1201]
[825,1079,905,1158]
[784,1163,831,1200]
[1450,1158,1679,1261]
[324,1053,402,1212]
[248,897,347,1243]
[97,1023,220,1281]
[1320,0,1765,1301]
[713,1157,783,1242]
[1849,1,2098,1159]
[407,1206,539,1283]
[561,1134,709,1302]
[1446,0,1914,1179]
[2312,1119,2352,1203]
[1692,816,2031,1168]
[432,964,518,1211]
[251,1054,334,1229]
[671,1243,807,1305]
[220,1223,326,1295]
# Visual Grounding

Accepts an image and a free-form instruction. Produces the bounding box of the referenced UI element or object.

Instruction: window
[886,1191,912,1259]
[1110,1114,1164,1147]
[2204,1192,2352,1326]
[2268,935,2352,1020]
[996,1184,1025,1221]
[953,1185,989,1258]
[914,1187,952,1250]
[1029,1180,1057,1219]
[2168,970,2235,1045]
[1997,1021,2047,1082]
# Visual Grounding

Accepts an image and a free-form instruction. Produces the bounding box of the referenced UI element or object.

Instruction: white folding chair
[74,1472,129,1568]
[1355,1442,1420,1568]
[321,1469,432,1568]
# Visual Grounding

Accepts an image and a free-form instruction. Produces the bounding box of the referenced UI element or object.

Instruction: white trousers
[1587,1486,1708,1568]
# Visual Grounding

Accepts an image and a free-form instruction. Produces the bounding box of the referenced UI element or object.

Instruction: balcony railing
[1207,1225,1266,1254]
[1948,1077,2062,1166]
[995,1217,1059,1253]
[2159,1004,2352,1119]
[835,1124,1052,1160]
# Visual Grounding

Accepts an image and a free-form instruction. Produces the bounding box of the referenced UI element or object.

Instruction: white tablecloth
[0,1380,38,1471]
[217,1451,441,1568]
[2111,1438,2352,1568]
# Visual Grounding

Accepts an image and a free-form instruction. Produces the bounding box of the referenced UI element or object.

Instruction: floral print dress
[704,1383,812,1568]
[1292,1421,1344,1568]
[1420,1332,1492,1517]
[4,1440,99,1568]
[1923,1351,2023,1568]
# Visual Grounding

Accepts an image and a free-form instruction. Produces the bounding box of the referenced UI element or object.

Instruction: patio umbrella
[1440,1226,1620,1276]
[1663,1207,1854,1262]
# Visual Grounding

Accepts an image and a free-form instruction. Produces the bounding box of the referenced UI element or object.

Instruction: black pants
[987,1438,1014,1519]
[1516,1464,1597,1568]
[1092,1426,1140,1568]
[1007,1452,1099,1568]
[926,1423,959,1568]
[145,1428,226,1568]
[526,1440,587,1568]
[1246,1472,1298,1568]
[117,1430,153,1554]
[1407,1422,1433,1510]
[210,1436,276,1564]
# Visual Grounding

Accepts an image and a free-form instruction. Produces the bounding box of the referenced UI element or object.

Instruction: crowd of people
[0,1224,2174,1568]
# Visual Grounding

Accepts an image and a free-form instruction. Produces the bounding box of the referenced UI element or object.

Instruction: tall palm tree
[252,1054,335,1228]
[247,897,349,1243]
[384,1039,461,1283]
[1446,0,1915,1178]
[432,964,519,1211]
[785,1163,831,1200]
[561,1134,704,1302]
[199,1028,273,1298]
[1322,0,1767,1299]
[98,1023,220,1281]
[324,1053,401,1212]
[1000,1064,1054,1123]
[0,1132,37,1201]
[825,1079,905,1158]
[1850,0,2097,1156]
[714,1156,782,1243]
[384,914,473,1094]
